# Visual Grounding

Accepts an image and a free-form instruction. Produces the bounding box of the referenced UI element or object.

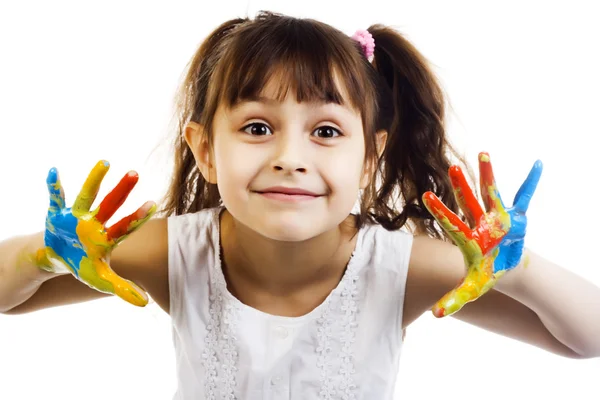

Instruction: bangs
[217,16,372,111]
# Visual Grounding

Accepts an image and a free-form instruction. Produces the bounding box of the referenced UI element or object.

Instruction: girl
[1,10,599,399]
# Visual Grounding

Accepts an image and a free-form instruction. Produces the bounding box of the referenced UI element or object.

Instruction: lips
[255,186,321,196]
[257,186,320,197]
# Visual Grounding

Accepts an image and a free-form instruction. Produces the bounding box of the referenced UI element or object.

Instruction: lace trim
[316,251,361,399]
[201,236,240,400]
[338,270,359,398]
[201,290,221,398]
[316,288,337,399]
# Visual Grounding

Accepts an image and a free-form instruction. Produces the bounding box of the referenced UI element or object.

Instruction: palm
[39,160,155,307]
[422,152,542,317]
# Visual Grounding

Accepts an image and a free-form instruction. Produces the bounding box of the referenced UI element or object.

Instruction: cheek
[213,139,262,195]
[321,143,365,196]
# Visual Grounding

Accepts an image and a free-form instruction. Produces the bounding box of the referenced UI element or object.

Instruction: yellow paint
[435,256,497,316]
[36,247,76,275]
[77,257,148,307]
[76,216,114,256]
[522,253,530,269]
[72,206,150,307]
[72,161,110,215]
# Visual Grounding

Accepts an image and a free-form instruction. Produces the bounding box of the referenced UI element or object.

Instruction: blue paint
[46,167,65,212]
[45,168,85,278]
[493,160,543,273]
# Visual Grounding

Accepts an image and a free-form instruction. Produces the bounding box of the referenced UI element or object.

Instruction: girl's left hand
[422,152,542,317]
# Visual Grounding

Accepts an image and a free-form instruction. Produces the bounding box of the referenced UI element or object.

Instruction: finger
[478,152,505,213]
[513,160,543,213]
[94,171,139,224]
[423,191,472,246]
[46,167,66,212]
[432,258,496,317]
[73,160,110,215]
[448,165,484,225]
[78,258,149,307]
[107,201,156,243]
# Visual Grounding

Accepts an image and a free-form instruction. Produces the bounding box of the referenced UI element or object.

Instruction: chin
[253,214,325,242]
[226,196,354,242]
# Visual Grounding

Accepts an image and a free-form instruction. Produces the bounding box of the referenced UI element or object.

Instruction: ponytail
[363,25,471,239]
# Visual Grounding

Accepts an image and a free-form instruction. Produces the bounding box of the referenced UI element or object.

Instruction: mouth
[253,186,323,202]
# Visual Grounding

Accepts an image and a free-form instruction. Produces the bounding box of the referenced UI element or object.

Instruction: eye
[241,122,342,138]
[313,126,342,138]
[242,122,272,136]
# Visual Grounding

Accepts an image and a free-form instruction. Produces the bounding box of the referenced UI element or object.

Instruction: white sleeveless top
[168,207,413,400]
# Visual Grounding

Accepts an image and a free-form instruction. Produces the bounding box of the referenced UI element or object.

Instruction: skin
[4,78,598,359]
[183,78,385,300]
[422,153,537,317]
[38,161,156,306]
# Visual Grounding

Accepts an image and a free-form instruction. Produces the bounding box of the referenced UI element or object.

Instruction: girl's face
[191,79,372,242]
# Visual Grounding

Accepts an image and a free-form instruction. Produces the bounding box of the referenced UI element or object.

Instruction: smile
[253,186,323,202]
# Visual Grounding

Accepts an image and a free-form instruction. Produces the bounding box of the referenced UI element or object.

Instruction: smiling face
[186,76,373,242]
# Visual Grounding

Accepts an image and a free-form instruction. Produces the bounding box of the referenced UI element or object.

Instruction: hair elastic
[351,29,375,62]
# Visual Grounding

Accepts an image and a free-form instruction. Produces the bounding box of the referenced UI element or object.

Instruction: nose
[270,131,308,174]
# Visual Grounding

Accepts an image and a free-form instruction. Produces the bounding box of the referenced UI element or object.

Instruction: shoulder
[359,222,414,271]
[402,235,465,327]
[167,206,222,233]
[353,223,414,312]
[166,207,222,253]
[115,207,221,314]
[410,234,461,268]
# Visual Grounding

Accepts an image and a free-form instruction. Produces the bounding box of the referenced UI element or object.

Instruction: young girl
[1,10,599,399]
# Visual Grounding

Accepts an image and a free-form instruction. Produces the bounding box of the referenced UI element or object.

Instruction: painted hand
[422,152,541,317]
[37,160,156,307]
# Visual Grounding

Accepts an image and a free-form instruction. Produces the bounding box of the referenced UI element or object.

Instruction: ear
[184,121,218,184]
[360,130,388,189]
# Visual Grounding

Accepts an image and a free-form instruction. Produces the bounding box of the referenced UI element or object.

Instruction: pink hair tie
[351,29,375,62]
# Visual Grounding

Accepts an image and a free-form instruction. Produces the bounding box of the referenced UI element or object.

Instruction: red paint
[107,202,146,241]
[478,152,497,211]
[422,191,472,239]
[449,165,484,223]
[96,172,139,224]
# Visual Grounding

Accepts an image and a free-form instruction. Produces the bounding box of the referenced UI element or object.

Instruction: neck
[219,209,358,296]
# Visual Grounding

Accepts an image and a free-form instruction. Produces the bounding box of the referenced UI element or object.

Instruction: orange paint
[423,152,511,317]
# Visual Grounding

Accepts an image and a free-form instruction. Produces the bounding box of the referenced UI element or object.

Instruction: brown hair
[161,11,469,240]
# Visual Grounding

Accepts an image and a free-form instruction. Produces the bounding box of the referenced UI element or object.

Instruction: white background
[1,1,599,399]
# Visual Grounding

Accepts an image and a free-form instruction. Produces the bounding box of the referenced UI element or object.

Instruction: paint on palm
[422,152,542,317]
[37,160,156,307]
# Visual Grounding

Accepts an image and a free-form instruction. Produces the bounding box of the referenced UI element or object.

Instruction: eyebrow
[248,95,280,105]
[235,95,345,109]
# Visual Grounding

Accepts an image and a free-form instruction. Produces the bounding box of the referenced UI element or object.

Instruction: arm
[404,152,600,359]
[493,249,600,358]
[403,236,599,359]
[0,232,57,313]
[1,218,169,315]
[0,161,170,315]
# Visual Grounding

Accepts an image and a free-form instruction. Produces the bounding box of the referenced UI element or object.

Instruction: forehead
[226,67,361,114]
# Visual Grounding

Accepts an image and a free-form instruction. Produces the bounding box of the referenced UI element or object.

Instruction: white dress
[168,207,413,399]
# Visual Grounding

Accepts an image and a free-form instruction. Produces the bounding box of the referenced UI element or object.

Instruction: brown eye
[242,122,272,136]
[313,126,341,138]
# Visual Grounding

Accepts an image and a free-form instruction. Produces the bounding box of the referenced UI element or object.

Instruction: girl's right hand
[36,160,156,307]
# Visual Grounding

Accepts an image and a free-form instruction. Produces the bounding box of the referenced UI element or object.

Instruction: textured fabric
[168,207,413,399]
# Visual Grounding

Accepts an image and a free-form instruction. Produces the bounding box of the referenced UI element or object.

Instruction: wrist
[493,249,532,297]
[22,233,67,282]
